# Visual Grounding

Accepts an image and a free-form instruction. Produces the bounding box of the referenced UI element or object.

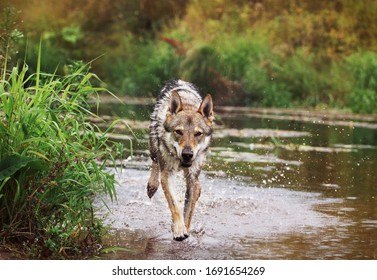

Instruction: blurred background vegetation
[1,0,377,113]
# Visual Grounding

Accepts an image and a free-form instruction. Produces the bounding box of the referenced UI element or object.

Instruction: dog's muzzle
[181,148,194,167]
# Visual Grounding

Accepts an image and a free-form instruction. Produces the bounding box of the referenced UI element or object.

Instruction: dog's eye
[174,129,183,136]
[194,131,203,137]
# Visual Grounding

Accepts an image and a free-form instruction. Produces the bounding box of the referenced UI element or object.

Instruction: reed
[0,47,122,258]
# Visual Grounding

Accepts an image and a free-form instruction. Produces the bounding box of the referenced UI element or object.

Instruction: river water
[94,99,377,259]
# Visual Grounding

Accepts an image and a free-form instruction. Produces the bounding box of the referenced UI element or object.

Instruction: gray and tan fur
[147,79,214,241]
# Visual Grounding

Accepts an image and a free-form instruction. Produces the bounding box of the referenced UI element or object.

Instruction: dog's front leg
[160,169,188,241]
[183,171,201,233]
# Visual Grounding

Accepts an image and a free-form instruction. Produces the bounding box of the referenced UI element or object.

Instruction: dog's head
[164,91,214,167]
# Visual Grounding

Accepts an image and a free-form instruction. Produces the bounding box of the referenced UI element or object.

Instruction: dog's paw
[147,183,158,198]
[174,234,189,241]
[173,222,189,241]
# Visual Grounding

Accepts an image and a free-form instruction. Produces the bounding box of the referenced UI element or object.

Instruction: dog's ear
[198,94,214,123]
[168,91,183,116]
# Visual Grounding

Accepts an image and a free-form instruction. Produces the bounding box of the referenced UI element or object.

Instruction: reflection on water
[95,101,377,259]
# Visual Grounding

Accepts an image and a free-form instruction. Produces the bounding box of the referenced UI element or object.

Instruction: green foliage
[61,25,83,44]
[345,52,377,114]
[277,50,326,107]
[217,36,293,107]
[103,36,181,96]
[0,155,47,180]
[180,45,221,95]
[17,38,68,77]
[0,7,23,74]
[218,36,262,81]
[6,0,377,113]
[0,53,123,258]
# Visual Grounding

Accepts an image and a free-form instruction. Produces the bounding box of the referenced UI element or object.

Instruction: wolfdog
[147,79,214,241]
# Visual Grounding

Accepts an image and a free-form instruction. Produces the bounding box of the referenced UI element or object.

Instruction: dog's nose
[182,148,194,161]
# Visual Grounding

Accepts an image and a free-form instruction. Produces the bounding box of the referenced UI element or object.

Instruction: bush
[180,45,222,95]
[277,49,328,107]
[0,54,122,258]
[217,36,265,81]
[345,51,377,114]
[103,36,181,96]
[243,63,293,107]
[212,35,292,107]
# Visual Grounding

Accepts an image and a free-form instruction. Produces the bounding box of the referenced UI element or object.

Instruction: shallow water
[94,100,377,259]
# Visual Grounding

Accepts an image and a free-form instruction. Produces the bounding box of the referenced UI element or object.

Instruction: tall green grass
[345,51,377,114]
[0,50,122,258]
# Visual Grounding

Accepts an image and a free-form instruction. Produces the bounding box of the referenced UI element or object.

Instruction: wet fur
[147,80,214,241]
